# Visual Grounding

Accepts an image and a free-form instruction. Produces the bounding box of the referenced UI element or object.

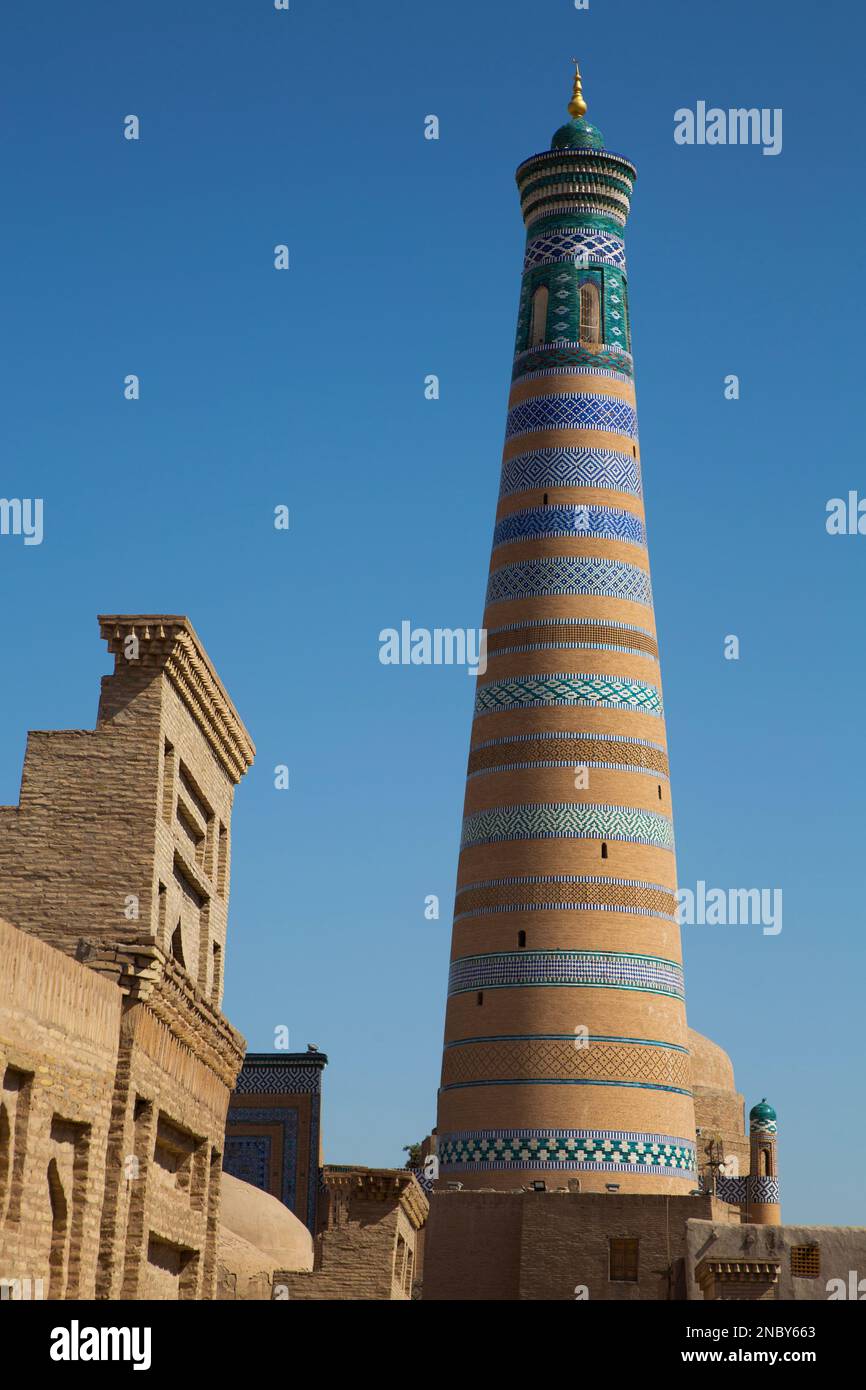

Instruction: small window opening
[517,930,526,948]
[170,923,185,967]
[476,991,484,1006]
[601,842,608,859]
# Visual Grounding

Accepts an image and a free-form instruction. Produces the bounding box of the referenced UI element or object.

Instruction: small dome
[220,1171,314,1271]
[551,118,605,152]
[750,1098,777,1126]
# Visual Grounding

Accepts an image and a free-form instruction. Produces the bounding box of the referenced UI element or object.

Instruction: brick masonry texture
[0,616,253,1300]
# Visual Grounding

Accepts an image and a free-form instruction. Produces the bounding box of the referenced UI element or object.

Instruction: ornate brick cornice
[76,938,246,1088]
[98,614,255,783]
[322,1168,429,1230]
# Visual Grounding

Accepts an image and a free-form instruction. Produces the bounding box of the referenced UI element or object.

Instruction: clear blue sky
[1,1,862,1225]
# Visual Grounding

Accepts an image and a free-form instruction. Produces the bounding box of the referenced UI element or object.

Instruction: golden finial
[568,58,587,120]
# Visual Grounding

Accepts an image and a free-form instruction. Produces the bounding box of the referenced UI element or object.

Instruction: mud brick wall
[0,917,121,1298]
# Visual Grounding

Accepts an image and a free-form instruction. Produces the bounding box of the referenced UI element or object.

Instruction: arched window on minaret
[529,285,549,346]
[580,282,601,344]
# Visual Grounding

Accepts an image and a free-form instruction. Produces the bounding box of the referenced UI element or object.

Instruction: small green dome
[750,1098,777,1125]
[551,118,605,152]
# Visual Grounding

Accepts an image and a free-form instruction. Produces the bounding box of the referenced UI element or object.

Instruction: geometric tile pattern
[492,503,645,549]
[440,1037,691,1093]
[437,1128,697,1175]
[447,949,685,998]
[524,229,627,271]
[748,1177,781,1203]
[486,617,657,660]
[486,555,652,606]
[499,447,641,499]
[715,1175,747,1204]
[474,672,662,717]
[460,802,675,850]
[224,1105,300,1214]
[467,732,668,778]
[716,1175,781,1206]
[235,1065,324,1095]
[505,393,637,441]
[222,1134,270,1191]
[453,874,677,922]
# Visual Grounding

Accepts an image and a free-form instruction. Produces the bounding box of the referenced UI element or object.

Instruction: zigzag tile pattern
[460,802,675,851]
[447,949,685,998]
[486,555,652,606]
[499,447,641,498]
[492,503,645,549]
[505,393,637,441]
[474,672,662,717]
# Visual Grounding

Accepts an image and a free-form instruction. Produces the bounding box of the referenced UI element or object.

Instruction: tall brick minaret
[435,66,698,1193]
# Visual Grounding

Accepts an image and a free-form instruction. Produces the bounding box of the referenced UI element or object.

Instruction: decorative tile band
[453,875,677,922]
[524,228,626,272]
[460,802,675,851]
[499,447,641,500]
[235,1064,324,1095]
[751,1119,777,1134]
[716,1176,781,1206]
[474,672,663,718]
[440,1037,691,1093]
[486,617,657,660]
[486,555,652,607]
[748,1177,781,1203]
[447,949,684,998]
[505,393,637,442]
[467,732,669,779]
[492,503,645,550]
[437,1128,696,1176]
[512,344,633,384]
[444,1031,688,1051]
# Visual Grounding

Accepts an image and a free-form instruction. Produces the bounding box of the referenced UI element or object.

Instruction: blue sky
[1,0,863,1225]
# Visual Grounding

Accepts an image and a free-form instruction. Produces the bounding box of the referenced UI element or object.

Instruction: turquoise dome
[551,118,605,152]
[750,1098,777,1125]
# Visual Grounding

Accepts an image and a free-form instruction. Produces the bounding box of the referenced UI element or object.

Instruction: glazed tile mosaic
[492,503,645,549]
[523,228,627,271]
[447,949,685,998]
[474,672,662,717]
[460,802,675,850]
[437,1129,696,1175]
[486,555,652,606]
[499,446,641,498]
[505,393,637,441]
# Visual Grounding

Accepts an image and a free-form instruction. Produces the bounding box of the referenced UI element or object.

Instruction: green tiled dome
[750,1098,777,1125]
[551,118,606,152]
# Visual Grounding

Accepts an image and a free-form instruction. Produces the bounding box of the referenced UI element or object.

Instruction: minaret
[746,1099,781,1225]
[435,66,698,1193]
